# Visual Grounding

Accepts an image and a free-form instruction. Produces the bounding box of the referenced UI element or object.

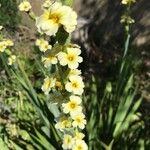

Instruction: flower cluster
[18,0,32,12]
[18,0,88,149]
[120,15,135,24]
[36,1,77,36]
[0,39,14,52]
[121,0,136,5]
[120,0,136,32]
[0,36,16,65]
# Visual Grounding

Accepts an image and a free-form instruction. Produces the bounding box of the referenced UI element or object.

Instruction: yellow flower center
[48,55,53,59]
[62,120,71,128]
[44,44,49,49]
[48,13,60,23]
[65,137,71,144]
[67,55,75,61]
[76,117,81,123]
[72,82,78,88]
[69,102,76,109]
[45,80,51,88]
[77,145,82,150]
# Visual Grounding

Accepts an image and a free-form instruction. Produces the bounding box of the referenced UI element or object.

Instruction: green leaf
[0,138,9,150]
[31,129,56,150]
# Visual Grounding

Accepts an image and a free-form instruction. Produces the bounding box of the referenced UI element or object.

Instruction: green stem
[123,33,130,58]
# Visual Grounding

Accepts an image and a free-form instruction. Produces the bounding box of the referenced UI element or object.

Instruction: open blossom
[0,41,7,52]
[36,2,77,36]
[68,69,81,78]
[72,113,87,129]
[0,26,3,30]
[42,55,58,67]
[35,38,51,52]
[62,134,74,149]
[73,140,88,150]
[57,47,83,69]
[42,0,53,8]
[62,95,82,115]
[41,76,56,95]
[0,40,14,52]
[4,39,14,46]
[121,0,136,5]
[65,75,84,95]
[8,55,16,65]
[18,1,32,12]
[55,117,72,130]
[74,130,85,141]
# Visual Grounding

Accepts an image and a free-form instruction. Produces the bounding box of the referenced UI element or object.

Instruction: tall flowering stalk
[120,0,136,57]
[119,0,136,74]
[18,0,88,149]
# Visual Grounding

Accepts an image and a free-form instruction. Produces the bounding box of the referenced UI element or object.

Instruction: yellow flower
[42,0,53,8]
[57,47,83,69]
[121,0,136,5]
[18,1,32,12]
[62,134,74,149]
[0,39,13,52]
[4,39,14,46]
[55,117,72,130]
[42,55,58,67]
[62,95,82,115]
[6,124,18,137]
[72,113,86,129]
[0,41,7,52]
[36,2,77,36]
[41,76,56,95]
[74,130,85,140]
[35,38,51,52]
[8,55,16,65]
[68,69,81,78]
[73,140,88,150]
[120,15,135,24]
[65,75,84,95]
[0,26,3,30]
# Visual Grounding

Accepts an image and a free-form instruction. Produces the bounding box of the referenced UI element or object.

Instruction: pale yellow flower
[0,41,7,52]
[62,134,74,149]
[0,39,13,52]
[42,55,58,67]
[8,55,16,65]
[36,2,77,36]
[55,117,72,130]
[41,76,56,95]
[6,124,18,137]
[121,0,136,5]
[74,130,85,140]
[72,113,86,129]
[57,47,83,69]
[62,95,82,115]
[120,15,135,24]
[68,69,81,78]
[4,39,14,46]
[42,0,53,8]
[35,38,51,52]
[73,140,88,150]
[0,26,3,30]
[18,1,32,12]
[65,75,84,95]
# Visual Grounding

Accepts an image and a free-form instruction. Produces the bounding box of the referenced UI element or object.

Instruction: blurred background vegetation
[0,0,149,149]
